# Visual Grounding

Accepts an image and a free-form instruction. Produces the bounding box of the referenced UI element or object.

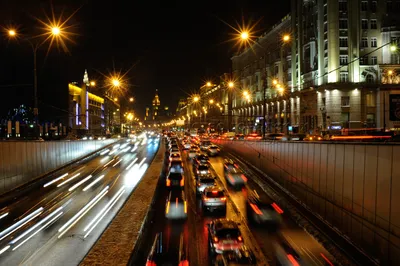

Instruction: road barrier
[0,139,117,195]
[215,139,400,265]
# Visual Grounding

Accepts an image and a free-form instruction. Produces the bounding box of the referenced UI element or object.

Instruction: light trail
[103,159,115,167]
[0,207,43,241]
[112,159,122,167]
[83,175,105,191]
[57,173,81,187]
[126,158,138,170]
[43,173,68,187]
[0,212,9,220]
[68,175,93,191]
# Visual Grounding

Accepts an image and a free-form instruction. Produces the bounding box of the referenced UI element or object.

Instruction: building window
[324,58,328,68]
[339,19,348,29]
[371,56,377,65]
[340,55,348,65]
[366,75,375,83]
[371,1,377,12]
[387,1,393,10]
[361,1,368,11]
[324,41,328,50]
[339,1,347,12]
[361,37,368,48]
[371,19,377,29]
[371,37,377,47]
[339,37,348,47]
[362,19,368,29]
[341,96,350,107]
[340,72,349,82]
[360,55,368,65]
[366,93,376,106]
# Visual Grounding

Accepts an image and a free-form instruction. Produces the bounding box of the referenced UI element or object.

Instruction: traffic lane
[129,145,186,266]
[210,154,336,266]
[0,142,155,265]
[0,142,124,230]
[184,151,268,266]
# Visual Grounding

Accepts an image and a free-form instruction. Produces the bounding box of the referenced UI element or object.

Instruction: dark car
[265,133,284,140]
[246,190,282,231]
[193,154,209,168]
[166,172,184,188]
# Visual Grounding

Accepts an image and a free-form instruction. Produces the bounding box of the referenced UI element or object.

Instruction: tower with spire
[152,89,160,120]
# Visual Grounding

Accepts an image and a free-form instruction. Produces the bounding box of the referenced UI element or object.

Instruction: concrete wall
[216,140,400,265]
[0,139,116,195]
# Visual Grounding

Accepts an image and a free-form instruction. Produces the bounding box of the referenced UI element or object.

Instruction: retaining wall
[215,140,400,265]
[0,139,117,194]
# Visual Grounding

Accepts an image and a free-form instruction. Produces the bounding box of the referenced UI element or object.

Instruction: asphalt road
[0,138,159,266]
[131,140,338,266]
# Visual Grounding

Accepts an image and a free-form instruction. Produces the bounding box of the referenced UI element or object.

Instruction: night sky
[0,0,290,122]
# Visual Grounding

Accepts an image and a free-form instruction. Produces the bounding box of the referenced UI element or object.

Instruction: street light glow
[193,96,200,102]
[241,31,249,40]
[8,29,16,36]
[51,27,61,35]
[90,81,96,86]
[283,34,290,42]
[129,97,134,102]
[206,82,212,87]
[209,99,214,104]
[114,98,118,101]
[243,90,249,97]
[388,70,394,75]
[391,45,397,52]
[272,79,278,85]
[112,79,120,87]
[228,82,234,88]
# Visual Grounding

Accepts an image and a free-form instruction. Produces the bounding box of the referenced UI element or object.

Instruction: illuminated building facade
[231,0,400,134]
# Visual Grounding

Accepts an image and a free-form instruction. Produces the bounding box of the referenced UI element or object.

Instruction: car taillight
[220,197,226,201]
[287,254,300,266]
[271,202,284,214]
[241,174,247,182]
[184,201,187,213]
[178,260,189,266]
[238,236,243,242]
[213,237,219,243]
[249,203,262,215]
[180,179,184,186]
[146,261,157,266]
[165,201,170,214]
[166,179,171,186]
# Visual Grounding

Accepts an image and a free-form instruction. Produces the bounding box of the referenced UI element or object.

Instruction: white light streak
[126,158,138,170]
[100,149,110,155]
[0,207,43,241]
[57,173,81,187]
[12,212,63,251]
[112,159,122,167]
[58,186,109,238]
[10,206,63,244]
[43,173,68,187]
[138,157,146,167]
[83,175,105,191]
[103,158,115,167]
[84,186,125,234]
[68,175,93,192]
[0,245,10,255]
[0,212,8,220]
[131,146,137,152]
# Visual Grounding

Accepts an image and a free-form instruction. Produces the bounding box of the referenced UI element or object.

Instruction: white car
[188,148,200,159]
[183,142,191,150]
[207,145,220,156]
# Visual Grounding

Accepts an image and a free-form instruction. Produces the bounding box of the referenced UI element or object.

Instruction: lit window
[371,56,377,65]
[371,37,377,47]
[340,72,349,82]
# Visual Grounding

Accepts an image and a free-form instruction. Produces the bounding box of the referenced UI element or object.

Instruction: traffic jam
[143,132,336,266]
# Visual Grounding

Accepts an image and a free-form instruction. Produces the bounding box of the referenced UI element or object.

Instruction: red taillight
[250,203,263,215]
[241,174,247,182]
[146,261,157,266]
[271,202,284,214]
[287,254,300,266]
[178,260,189,266]
[213,236,219,243]
[228,175,235,184]
[238,236,243,242]
[234,164,239,168]
[180,179,184,187]
[212,190,218,194]
[166,179,171,186]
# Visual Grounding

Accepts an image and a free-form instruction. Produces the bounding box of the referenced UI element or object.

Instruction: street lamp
[228,81,234,88]
[282,34,290,42]
[114,98,118,102]
[129,97,134,102]
[206,82,212,87]
[193,96,200,102]
[112,79,120,87]
[241,31,249,40]
[8,29,16,36]
[209,99,214,104]
[90,81,96,86]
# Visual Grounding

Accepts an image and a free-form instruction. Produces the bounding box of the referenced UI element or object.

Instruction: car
[196,175,217,194]
[245,133,262,140]
[207,145,220,156]
[200,139,212,151]
[304,135,323,141]
[265,133,284,140]
[193,154,209,167]
[166,172,184,188]
[169,152,182,162]
[246,190,282,231]
[165,190,188,220]
[168,161,184,174]
[194,163,211,177]
[183,142,191,150]
[188,147,200,159]
[169,146,180,154]
[208,219,243,254]
[225,168,247,187]
[169,143,179,150]
[214,246,257,265]
[201,187,227,213]
[234,134,245,140]
[223,159,239,173]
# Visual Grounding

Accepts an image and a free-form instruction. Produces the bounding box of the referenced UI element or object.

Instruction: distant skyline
[0,0,290,121]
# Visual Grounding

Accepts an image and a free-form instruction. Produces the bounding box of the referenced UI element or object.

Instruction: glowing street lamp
[90,81,96,86]
[51,27,61,35]
[228,81,234,88]
[193,96,200,102]
[8,29,16,36]
[388,70,394,75]
[282,34,290,42]
[129,97,134,102]
[209,99,214,104]
[272,79,278,85]
[114,98,118,102]
[206,82,212,87]
[112,79,120,87]
[242,90,249,97]
[390,45,397,52]
[241,31,249,40]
